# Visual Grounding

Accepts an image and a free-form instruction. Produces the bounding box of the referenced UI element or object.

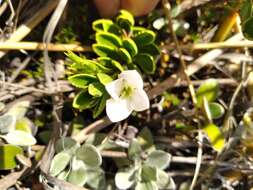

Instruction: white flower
[105,70,149,122]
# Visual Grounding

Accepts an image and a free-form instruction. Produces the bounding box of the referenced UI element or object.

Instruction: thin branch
[0,41,91,52]
[190,130,203,190]
[162,0,197,105]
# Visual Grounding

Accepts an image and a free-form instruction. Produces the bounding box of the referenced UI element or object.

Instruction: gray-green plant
[114,127,175,190]
[0,101,37,170]
[67,10,160,118]
[49,137,105,189]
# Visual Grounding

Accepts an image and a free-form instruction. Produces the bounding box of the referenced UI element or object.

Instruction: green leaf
[3,130,36,146]
[196,79,219,107]
[49,152,71,177]
[128,139,142,160]
[92,19,121,34]
[68,158,87,186]
[135,181,158,190]
[15,117,32,133]
[76,144,102,167]
[141,165,157,182]
[55,137,79,154]
[92,19,114,31]
[203,124,225,152]
[117,48,132,63]
[67,52,111,74]
[68,74,97,88]
[88,82,105,97]
[116,10,135,31]
[115,168,135,189]
[97,57,124,72]
[242,16,253,40]
[96,32,122,49]
[133,30,156,47]
[146,150,171,170]
[209,102,225,119]
[122,38,138,57]
[134,53,155,74]
[93,93,109,118]
[0,114,16,134]
[92,44,116,58]
[0,145,23,170]
[157,169,176,189]
[97,73,114,85]
[137,127,155,153]
[140,43,160,56]
[73,91,98,110]
[65,51,85,65]
[86,168,106,189]
[7,101,30,120]
[240,0,252,23]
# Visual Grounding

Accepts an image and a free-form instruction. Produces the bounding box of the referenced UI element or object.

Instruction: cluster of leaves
[49,125,175,190]
[67,10,160,118]
[49,137,105,189]
[115,130,175,190]
[195,79,225,152]
[0,101,37,170]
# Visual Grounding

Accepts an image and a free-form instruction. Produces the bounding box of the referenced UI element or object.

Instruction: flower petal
[105,78,124,100]
[129,89,150,111]
[119,70,143,89]
[106,98,132,122]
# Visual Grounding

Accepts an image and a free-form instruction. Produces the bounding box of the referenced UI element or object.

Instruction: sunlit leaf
[76,144,102,167]
[116,10,134,31]
[49,152,71,177]
[196,79,219,107]
[15,117,33,133]
[68,74,97,89]
[68,158,87,186]
[3,130,36,146]
[97,73,114,85]
[203,124,225,152]
[0,144,23,170]
[96,31,122,48]
[146,150,171,170]
[92,44,115,58]
[88,82,105,97]
[115,168,135,189]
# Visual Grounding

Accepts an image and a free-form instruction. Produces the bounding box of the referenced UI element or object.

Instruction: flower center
[120,85,133,98]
